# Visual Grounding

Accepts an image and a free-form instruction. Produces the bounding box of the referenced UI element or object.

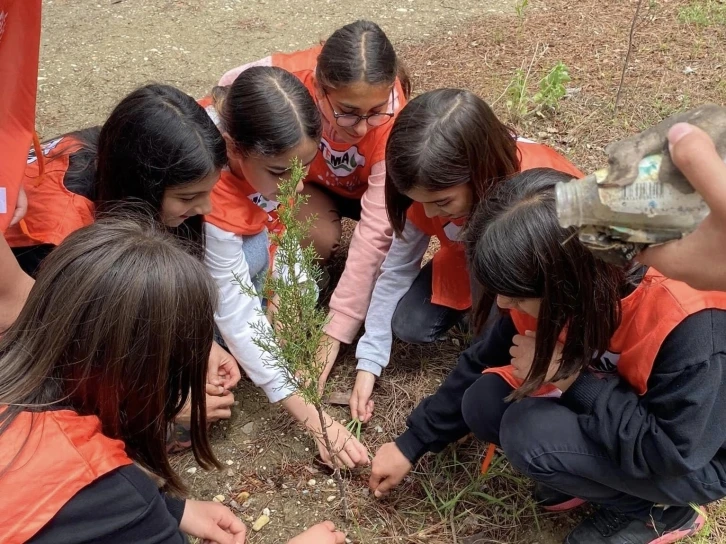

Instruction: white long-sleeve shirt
[204,223,293,402]
[355,221,431,377]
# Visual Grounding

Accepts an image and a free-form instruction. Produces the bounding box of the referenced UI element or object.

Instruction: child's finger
[524,330,536,338]
[335,448,355,469]
[349,393,360,421]
[343,440,363,466]
[668,123,726,217]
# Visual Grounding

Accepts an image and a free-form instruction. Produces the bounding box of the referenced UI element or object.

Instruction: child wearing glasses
[217,20,410,391]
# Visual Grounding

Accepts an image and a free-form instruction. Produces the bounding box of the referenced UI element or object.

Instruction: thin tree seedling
[234,157,353,517]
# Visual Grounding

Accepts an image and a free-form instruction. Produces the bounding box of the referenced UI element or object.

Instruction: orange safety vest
[485,268,726,396]
[205,169,281,237]
[0,410,133,543]
[4,136,95,247]
[222,45,407,200]
[0,0,43,233]
[407,140,584,311]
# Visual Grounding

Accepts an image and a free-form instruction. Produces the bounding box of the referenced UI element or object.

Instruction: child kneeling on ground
[369,168,726,544]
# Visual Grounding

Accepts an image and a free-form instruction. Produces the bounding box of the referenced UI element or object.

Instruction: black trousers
[461,373,726,517]
[391,261,469,344]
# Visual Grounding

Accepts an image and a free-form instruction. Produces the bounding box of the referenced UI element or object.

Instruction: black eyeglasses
[324,90,395,128]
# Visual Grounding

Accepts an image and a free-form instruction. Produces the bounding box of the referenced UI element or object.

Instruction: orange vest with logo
[0,410,133,543]
[407,140,584,311]
[0,0,43,233]
[485,269,726,396]
[263,46,407,199]
[4,136,95,247]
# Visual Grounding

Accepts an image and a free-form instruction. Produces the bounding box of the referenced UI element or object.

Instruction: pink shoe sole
[649,513,706,544]
[542,497,587,512]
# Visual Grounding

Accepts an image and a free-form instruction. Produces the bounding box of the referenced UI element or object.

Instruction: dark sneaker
[533,482,587,512]
[564,505,706,544]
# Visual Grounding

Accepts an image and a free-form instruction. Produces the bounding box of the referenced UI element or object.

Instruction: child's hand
[350,371,376,423]
[369,442,412,498]
[315,418,370,469]
[176,388,235,425]
[10,186,27,227]
[180,500,246,544]
[288,521,346,544]
[510,331,563,382]
[637,123,726,291]
[208,341,241,393]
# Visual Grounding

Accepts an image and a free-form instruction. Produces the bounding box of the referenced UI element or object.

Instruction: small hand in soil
[176,386,235,425]
[369,442,413,498]
[179,499,246,544]
[350,370,376,423]
[317,419,369,469]
[287,521,346,544]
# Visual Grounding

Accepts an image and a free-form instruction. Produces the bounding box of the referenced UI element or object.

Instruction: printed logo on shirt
[247,192,280,214]
[320,139,366,177]
[591,350,621,373]
[27,137,64,164]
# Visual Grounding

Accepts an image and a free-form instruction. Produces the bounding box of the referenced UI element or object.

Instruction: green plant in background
[533,61,571,112]
[234,158,350,515]
[515,0,530,20]
[506,68,530,121]
[678,0,726,26]
[506,60,571,122]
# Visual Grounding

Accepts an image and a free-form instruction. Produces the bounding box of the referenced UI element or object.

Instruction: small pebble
[226,460,234,466]
[326,479,335,486]
[327,495,336,502]
[213,495,225,503]
[374,425,384,433]
[236,492,250,502]
[186,467,197,475]
[307,479,317,486]
[262,507,271,516]
[252,514,270,531]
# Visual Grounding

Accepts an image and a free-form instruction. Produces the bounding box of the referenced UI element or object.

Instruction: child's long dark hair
[317,20,411,99]
[465,168,626,398]
[385,89,519,235]
[62,84,227,255]
[0,217,219,494]
[213,66,322,157]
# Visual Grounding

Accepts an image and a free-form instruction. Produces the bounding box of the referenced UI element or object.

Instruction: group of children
[2,9,726,544]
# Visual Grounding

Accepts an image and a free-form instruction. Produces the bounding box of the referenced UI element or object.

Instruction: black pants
[391,261,469,344]
[462,373,726,517]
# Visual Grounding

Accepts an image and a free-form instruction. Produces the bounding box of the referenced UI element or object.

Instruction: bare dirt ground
[38,0,726,542]
[37,0,512,138]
